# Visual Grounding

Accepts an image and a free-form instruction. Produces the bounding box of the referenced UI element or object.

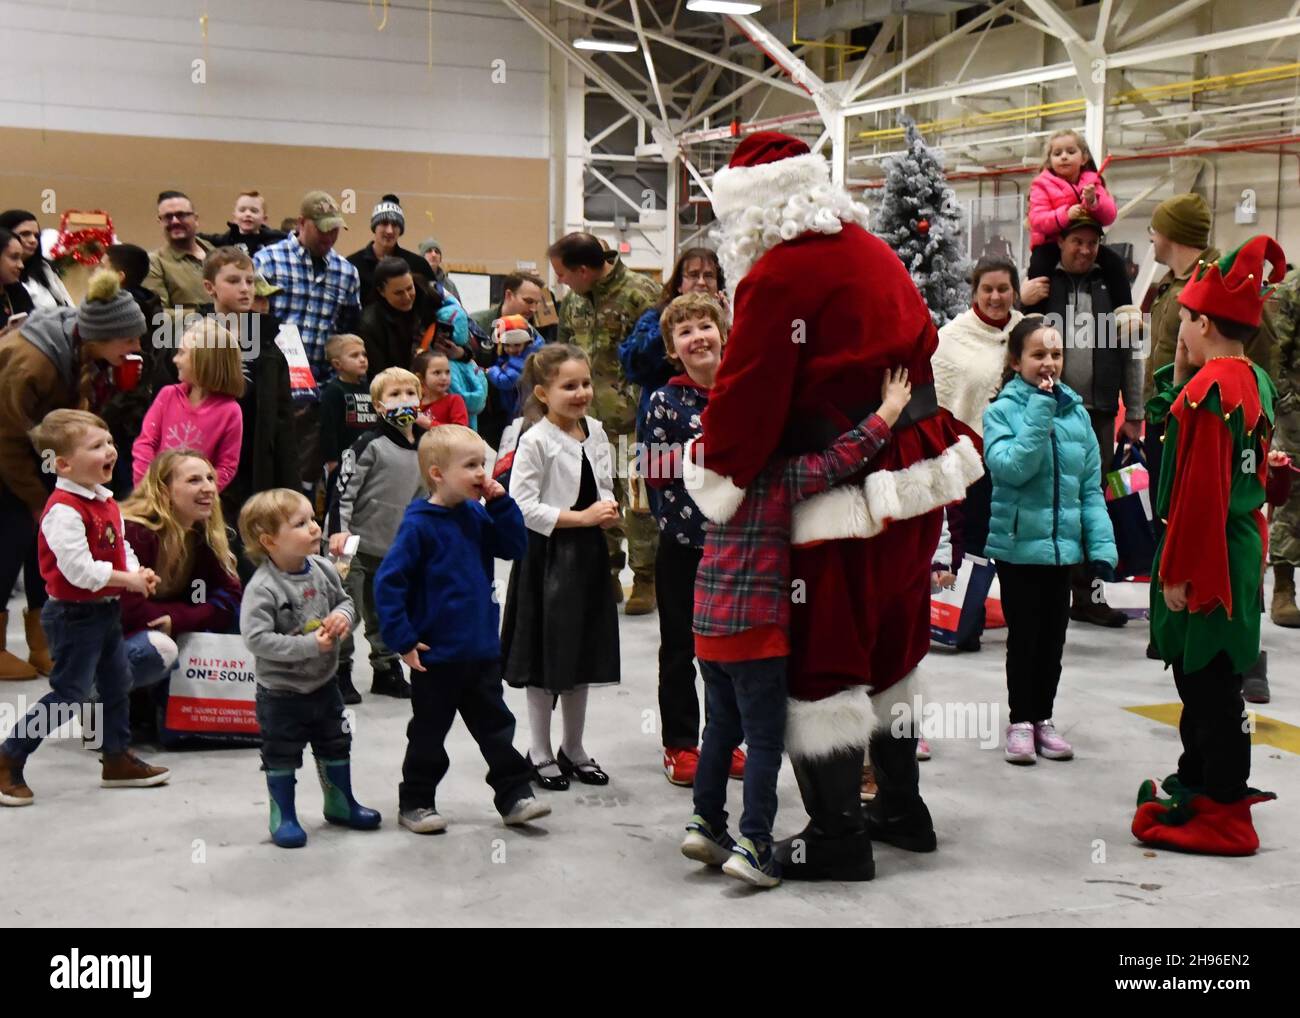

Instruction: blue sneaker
[722,837,782,888]
[680,814,736,866]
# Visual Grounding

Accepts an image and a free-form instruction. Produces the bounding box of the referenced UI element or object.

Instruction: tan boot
[0,612,37,681]
[23,609,53,676]
[625,574,656,616]
[1271,564,1300,628]
[101,751,170,788]
[0,749,34,806]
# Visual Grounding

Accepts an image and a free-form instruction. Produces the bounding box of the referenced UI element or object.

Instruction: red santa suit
[687,133,984,760]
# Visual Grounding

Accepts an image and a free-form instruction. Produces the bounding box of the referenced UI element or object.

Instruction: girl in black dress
[501,345,621,789]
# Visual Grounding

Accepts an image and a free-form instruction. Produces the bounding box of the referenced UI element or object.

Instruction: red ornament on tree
[916,219,930,234]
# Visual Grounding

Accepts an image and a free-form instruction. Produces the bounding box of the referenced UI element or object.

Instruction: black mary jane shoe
[558,749,609,786]
[528,753,570,791]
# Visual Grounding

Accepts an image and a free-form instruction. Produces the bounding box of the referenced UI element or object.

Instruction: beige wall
[2,127,550,287]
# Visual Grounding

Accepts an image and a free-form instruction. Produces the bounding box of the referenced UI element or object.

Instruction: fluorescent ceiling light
[686,0,763,13]
[574,37,639,53]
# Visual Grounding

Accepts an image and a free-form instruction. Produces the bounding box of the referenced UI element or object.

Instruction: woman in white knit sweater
[930,257,1024,654]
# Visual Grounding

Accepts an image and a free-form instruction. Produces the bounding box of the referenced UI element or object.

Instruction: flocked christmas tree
[876,115,970,327]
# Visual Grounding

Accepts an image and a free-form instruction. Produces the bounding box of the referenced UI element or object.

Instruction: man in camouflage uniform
[1264,268,1300,628]
[551,233,662,614]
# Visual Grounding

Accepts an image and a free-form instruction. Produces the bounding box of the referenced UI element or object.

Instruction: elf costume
[1133,235,1291,856]
[687,133,983,879]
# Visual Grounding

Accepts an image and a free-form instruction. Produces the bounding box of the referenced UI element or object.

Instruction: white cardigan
[933,307,1023,437]
[508,416,616,536]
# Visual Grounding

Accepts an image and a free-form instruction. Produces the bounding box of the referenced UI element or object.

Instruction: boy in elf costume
[1133,236,1294,856]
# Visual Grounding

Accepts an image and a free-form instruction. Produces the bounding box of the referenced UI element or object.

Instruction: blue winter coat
[983,376,1118,568]
[486,335,544,419]
[618,306,673,441]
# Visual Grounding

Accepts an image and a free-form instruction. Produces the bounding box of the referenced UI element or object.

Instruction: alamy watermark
[890,694,1001,749]
[151,309,261,360]
[0,697,105,749]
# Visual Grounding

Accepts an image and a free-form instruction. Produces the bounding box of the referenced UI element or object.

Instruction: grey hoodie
[240,555,355,694]
[18,307,80,391]
[336,422,426,557]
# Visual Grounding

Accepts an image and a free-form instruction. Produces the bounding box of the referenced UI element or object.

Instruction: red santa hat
[1178,235,1286,328]
[711,131,830,219]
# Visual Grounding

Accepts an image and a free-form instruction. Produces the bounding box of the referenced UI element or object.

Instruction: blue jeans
[694,657,788,847]
[1,599,131,759]
[124,631,176,690]
[255,682,351,771]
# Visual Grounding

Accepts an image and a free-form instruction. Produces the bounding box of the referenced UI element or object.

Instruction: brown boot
[0,749,34,806]
[0,611,37,681]
[101,751,170,788]
[1270,564,1300,628]
[625,574,656,616]
[23,609,53,676]
[610,572,625,605]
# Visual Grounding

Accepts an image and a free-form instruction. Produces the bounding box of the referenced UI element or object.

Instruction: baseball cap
[1060,216,1104,238]
[299,190,347,232]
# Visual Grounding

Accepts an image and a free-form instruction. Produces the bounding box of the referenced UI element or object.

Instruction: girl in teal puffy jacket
[983,318,1118,765]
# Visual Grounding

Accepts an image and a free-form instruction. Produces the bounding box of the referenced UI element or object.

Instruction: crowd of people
[0,123,1296,886]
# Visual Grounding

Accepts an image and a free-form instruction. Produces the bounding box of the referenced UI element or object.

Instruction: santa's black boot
[775,747,875,881]
[865,728,937,852]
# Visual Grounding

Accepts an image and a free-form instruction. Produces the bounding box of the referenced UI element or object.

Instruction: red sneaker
[663,747,699,787]
[728,747,746,780]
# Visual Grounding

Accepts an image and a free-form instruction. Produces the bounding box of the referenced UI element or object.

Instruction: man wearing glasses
[144,190,215,329]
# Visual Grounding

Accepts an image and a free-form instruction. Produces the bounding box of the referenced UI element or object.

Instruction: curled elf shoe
[558,748,609,786]
[1132,790,1277,856]
[1135,773,1199,809]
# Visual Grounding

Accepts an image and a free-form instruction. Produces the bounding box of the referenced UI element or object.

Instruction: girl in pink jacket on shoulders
[1026,130,1129,295]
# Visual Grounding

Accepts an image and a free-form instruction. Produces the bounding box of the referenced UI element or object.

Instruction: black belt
[781,382,939,455]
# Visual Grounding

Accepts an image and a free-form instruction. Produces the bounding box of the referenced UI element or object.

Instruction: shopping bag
[1106,436,1149,500]
[272,323,319,403]
[1108,486,1157,579]
[160,632,261,748]
[930,556,1002,646]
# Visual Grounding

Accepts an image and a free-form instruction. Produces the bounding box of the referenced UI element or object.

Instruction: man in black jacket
[347,195,435,307]
[1020,219,1145,627]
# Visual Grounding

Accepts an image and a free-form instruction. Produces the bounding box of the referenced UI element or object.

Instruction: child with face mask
[326,366,427,702]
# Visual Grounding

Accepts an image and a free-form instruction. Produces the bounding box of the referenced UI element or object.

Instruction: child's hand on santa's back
[877,367,912,426]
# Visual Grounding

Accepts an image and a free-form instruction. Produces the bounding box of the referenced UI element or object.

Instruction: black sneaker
[336,665,362,705]
[370,660,412,699]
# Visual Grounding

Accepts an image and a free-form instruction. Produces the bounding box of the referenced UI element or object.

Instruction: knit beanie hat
[418,237,441,256]
[497,314,531,347]
[1151,193,1211,249]
[371,194,405,234]
[78,269,146,341]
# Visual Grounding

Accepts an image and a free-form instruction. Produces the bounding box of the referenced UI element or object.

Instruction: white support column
[1067,42,1107,163]
[828,108,849,188]
[664,153,680,276]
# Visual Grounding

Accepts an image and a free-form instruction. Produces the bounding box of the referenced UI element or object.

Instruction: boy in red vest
[0,409,170,805]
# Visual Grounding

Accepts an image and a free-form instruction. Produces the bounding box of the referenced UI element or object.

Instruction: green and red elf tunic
[1147,357,1277,673]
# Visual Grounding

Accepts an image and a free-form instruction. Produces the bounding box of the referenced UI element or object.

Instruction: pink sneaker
[916,738,931,761]
[1034,720,1074,760]
[1005,722,1036,764]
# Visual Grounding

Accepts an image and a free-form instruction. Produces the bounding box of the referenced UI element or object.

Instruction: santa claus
[686,132,984,880]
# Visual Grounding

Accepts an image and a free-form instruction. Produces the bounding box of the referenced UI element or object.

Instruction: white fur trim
[790,436,986,545]
[869,667,921,730]
[711,153,830,220]
[785,685,877,760]
[681,437,746,523]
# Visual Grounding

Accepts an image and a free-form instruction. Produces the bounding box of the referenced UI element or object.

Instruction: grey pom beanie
[78,271,146,341]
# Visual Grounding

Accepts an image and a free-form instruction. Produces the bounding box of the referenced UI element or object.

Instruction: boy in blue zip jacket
[374,424,551,833]
[484,314,543,420]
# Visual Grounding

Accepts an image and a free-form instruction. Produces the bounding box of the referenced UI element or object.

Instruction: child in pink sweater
[133,319,245,490]
[1026,129,1128,294]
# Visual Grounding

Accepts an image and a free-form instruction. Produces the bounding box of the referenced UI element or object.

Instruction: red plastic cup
[115,354,143,392]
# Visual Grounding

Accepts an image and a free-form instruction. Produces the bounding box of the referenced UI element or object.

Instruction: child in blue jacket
[485,314,543,420]
[374,424,551,833]
[983,317,1118,767]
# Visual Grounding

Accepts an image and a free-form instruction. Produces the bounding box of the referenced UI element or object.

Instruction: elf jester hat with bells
[1131,235,1287,857]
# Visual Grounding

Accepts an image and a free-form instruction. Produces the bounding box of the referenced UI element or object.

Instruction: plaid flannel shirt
[253,233,361,377]
[693,415,892,645]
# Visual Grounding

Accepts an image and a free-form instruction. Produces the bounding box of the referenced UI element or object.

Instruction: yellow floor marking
[1125,703,1300,754]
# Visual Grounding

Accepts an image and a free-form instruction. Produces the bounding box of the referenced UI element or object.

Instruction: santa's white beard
[710,182,873,287]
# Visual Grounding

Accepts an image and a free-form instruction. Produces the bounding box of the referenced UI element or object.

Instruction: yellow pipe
[791,0,867,53]
[855,62,1300,141]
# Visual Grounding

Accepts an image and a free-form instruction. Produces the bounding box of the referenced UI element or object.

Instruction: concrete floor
[2,567,1297,928]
